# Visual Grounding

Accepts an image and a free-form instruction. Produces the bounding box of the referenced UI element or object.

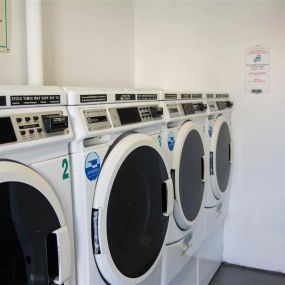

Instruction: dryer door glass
[107,146,169,278]
[179,129,205,222]
[216,121,231,192]
[0,182,61,285]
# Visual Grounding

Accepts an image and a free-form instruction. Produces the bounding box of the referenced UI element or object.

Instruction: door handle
[201,155,206,183]
[50,226,71,285]
[162,179,174,217]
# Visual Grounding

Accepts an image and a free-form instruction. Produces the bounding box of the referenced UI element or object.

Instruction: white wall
[42,0,134,88]
[134,1,285,273]
[0,0,27,85]
[0,0,134,87]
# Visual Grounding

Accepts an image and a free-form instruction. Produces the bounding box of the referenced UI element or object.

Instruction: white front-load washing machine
[65,88,174,285]
[197,92,233,285]
[0,86,76,285]
[158,92,208,285]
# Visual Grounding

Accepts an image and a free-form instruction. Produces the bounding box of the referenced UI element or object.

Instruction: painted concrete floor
[210,263,285,285]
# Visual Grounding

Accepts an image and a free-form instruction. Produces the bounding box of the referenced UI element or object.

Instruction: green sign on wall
[0,0,9,52]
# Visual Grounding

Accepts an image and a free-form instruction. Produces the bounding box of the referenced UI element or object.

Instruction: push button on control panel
[25,117,31,122]
[29,129,34,135]
[20,130,26,136]
[16,118,22,123]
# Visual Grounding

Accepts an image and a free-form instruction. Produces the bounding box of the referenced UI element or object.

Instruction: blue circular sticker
[168,132,175,151]
[208,122,213,137]
[85,152,101,181]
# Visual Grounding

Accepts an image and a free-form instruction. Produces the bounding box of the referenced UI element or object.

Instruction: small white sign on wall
[0,0,9,52]
[245,46,270,94]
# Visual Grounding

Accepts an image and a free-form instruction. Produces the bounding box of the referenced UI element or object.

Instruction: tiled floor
[210,263,285,285]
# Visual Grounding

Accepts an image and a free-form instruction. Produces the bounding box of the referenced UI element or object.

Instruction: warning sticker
[85,152,101,181]
[168,132,175,151]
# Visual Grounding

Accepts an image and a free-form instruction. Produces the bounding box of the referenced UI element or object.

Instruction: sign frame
[0,0,9,52]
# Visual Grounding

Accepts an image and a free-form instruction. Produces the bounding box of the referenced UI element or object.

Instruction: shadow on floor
[210,263,285,285]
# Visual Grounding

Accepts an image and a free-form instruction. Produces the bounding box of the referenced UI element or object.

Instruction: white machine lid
[210,116,232,199]
[92,133,174,285]
[0,86,66,108]
[0,161,71,284]
[172,121,206,229]
[64,87,160,105]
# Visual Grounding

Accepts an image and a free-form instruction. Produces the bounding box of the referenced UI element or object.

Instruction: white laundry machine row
[0,86,76,285]
[197,92,233,285]
[158,92,208,285]
[65,88,174,285]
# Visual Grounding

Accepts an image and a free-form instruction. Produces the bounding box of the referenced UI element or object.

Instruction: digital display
[0,117,17,144]
[182,103,195,115]
[117,107,141,125]
[87,116,107,124]
[19,124,40,129]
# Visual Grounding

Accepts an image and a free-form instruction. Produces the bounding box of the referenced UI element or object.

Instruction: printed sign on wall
[245,46,270,94]
[0,0,9,52]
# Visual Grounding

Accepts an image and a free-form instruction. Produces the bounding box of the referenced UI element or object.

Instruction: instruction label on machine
[10,95,61,106]
[0,0,9,52]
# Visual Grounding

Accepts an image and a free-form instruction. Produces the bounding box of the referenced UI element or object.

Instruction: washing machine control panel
[179,101,207,116]
[82,108,111,131]
[0,111,70,145]
[166,103,180,118]
[109,105,163,128]
[208,101,233,112]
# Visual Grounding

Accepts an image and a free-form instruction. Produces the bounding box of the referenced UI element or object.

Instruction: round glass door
[216,121,231,192]
[93,133,172,285]
[210,116,232,198]
[179,129,205,223]
[107,146,169,278]
[0,161,70,285]
[0,182,60,285]
[172,121,205,229]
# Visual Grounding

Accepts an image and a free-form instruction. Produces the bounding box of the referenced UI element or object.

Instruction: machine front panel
[0,111,70,145]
